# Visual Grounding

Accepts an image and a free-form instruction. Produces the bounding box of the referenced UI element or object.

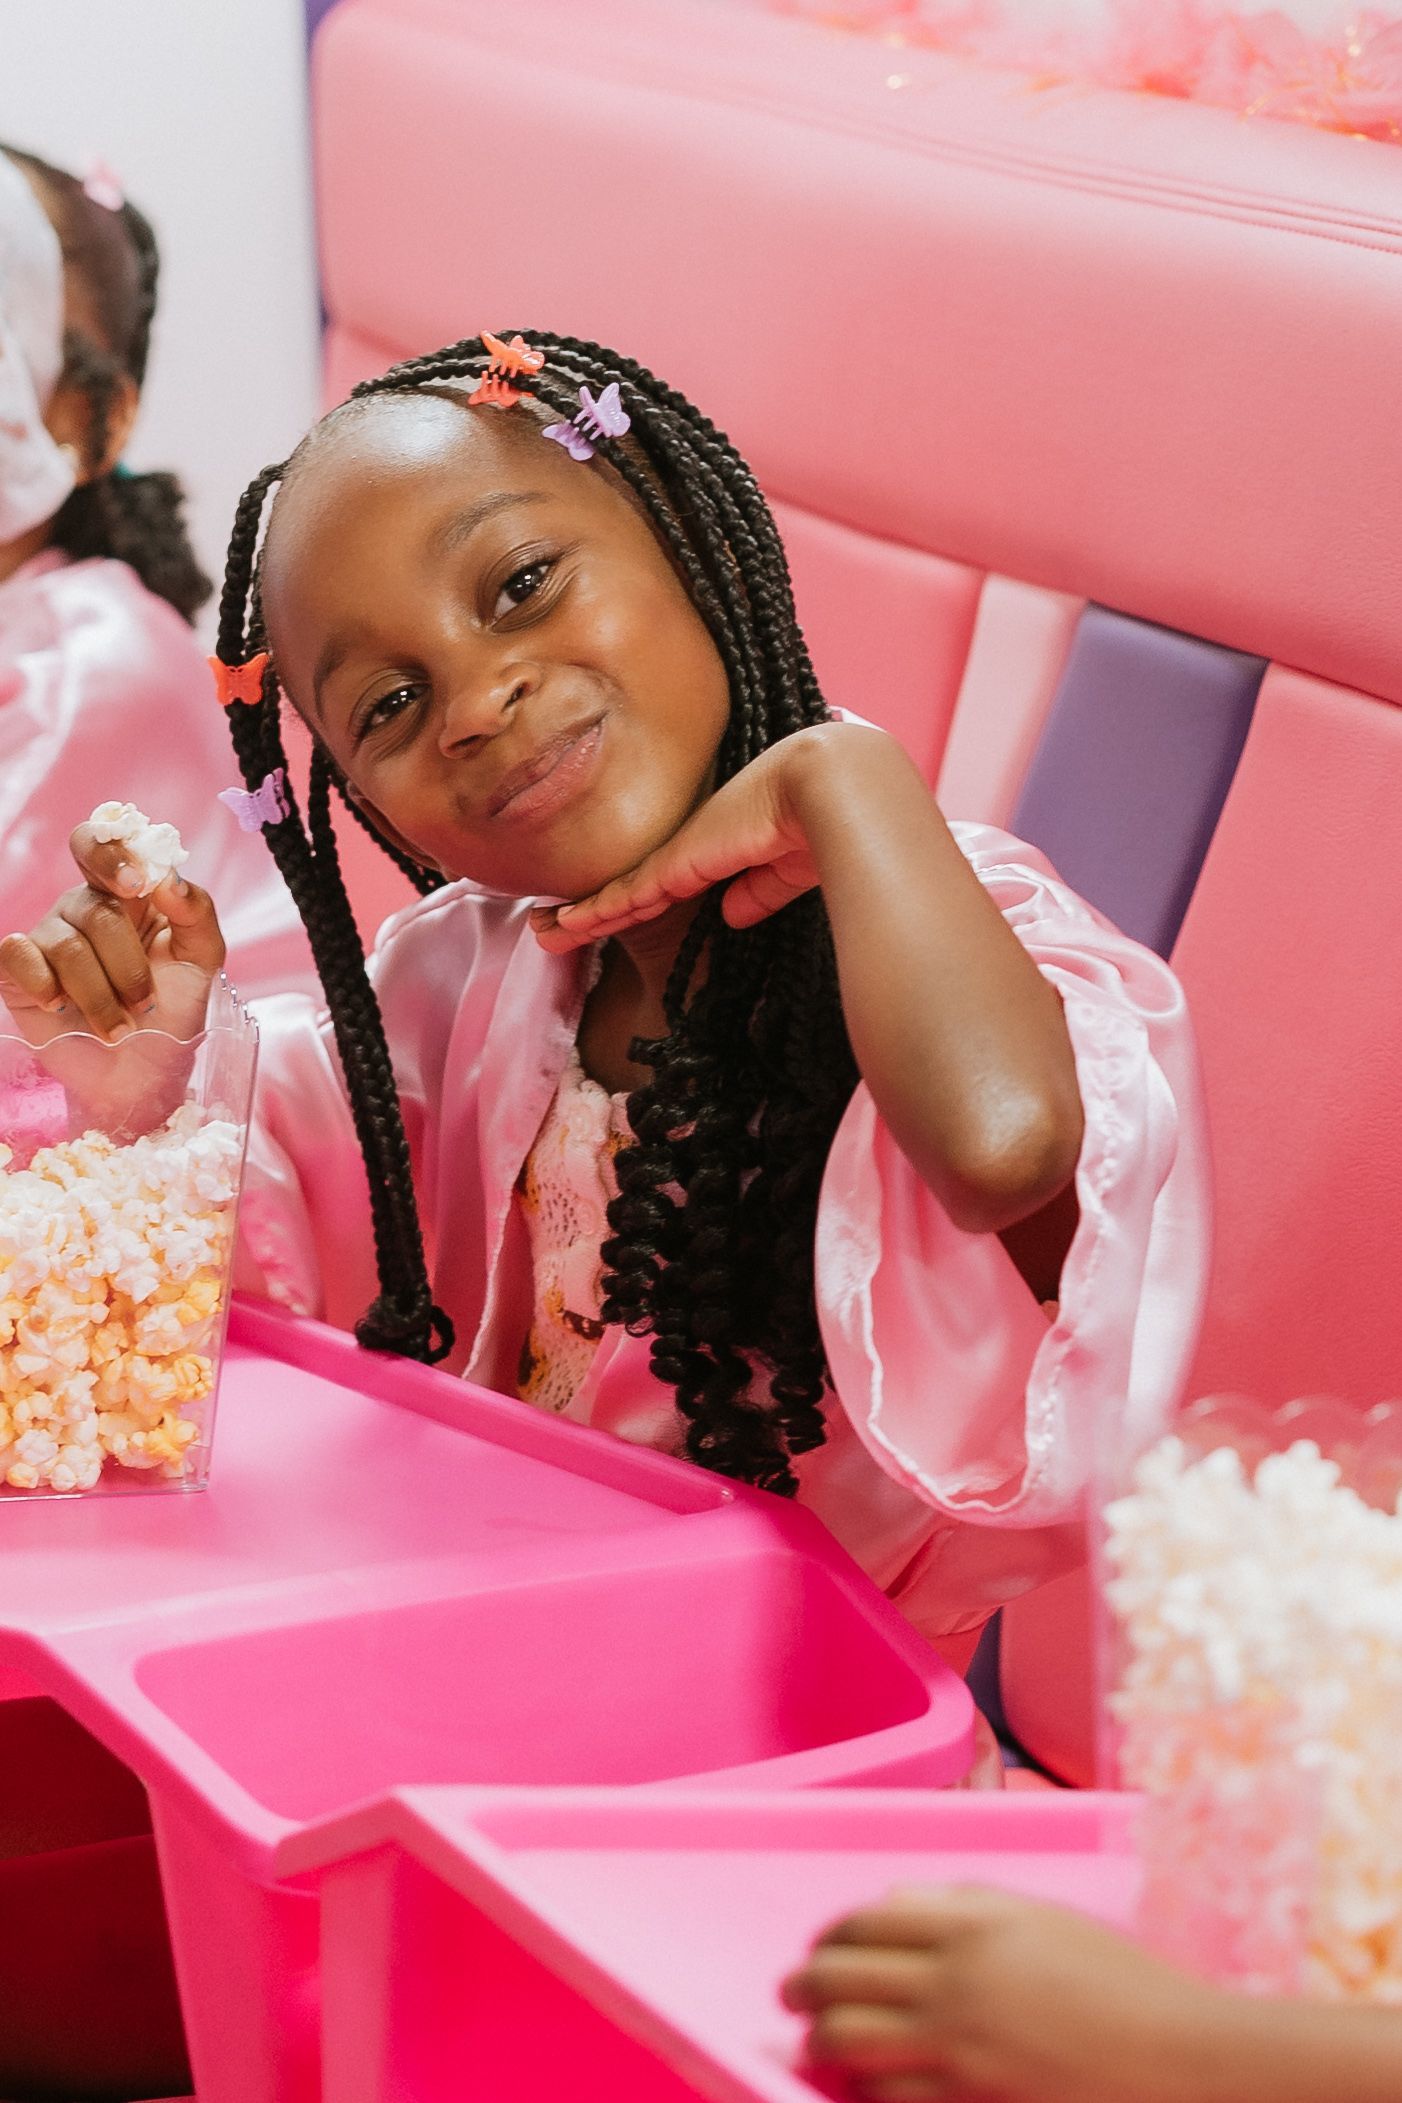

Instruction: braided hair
[219,334,860,1490]
[3,146,210,622]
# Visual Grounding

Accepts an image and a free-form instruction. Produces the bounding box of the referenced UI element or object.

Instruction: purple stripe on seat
[1010,607,1266,957]
[306,0,344,42]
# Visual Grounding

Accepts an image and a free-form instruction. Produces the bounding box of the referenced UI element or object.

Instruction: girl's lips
[488,716,607,825]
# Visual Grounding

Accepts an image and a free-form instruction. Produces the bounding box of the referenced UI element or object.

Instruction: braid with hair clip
[217,465,453,1364]
[221,333,858,1482]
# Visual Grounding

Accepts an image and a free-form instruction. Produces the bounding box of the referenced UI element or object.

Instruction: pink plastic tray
[281,1787,1141,2103]
[0,1300,973,2103]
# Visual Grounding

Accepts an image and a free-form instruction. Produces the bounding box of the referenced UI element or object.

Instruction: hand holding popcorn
[86,802,189,896]
[0,807,226,1051]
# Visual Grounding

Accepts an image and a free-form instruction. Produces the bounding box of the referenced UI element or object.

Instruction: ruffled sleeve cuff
[816,824,1211,1530]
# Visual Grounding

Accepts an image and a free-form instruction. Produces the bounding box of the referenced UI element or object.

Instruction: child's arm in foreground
[781,1886,1402,2103]
[533,722,1084,1241]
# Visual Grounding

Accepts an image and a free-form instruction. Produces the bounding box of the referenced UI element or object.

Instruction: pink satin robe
[0,550,313,996]
[239,824,1209,1641]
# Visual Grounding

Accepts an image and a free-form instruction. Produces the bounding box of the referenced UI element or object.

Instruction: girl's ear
[343,778,445,875]
[43,370,140,482]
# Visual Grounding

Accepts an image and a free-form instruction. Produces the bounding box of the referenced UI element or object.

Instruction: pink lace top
[514,1050,632,1413]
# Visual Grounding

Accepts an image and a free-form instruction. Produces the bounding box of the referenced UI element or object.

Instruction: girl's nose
[437,657,540,757]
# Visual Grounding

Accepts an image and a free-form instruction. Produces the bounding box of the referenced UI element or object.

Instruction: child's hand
[0,820,226,1047]
[781,1885,1220,2103]
[528,721,874,952]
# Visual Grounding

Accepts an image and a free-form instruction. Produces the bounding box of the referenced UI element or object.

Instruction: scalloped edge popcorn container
[1096,1395,1402,2000]
[0,977,257,1499]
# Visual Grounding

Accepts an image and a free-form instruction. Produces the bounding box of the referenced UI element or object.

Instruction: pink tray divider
[280,1786,1142,2103]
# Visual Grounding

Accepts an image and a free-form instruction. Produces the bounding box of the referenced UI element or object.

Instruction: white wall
[0,0,322,637]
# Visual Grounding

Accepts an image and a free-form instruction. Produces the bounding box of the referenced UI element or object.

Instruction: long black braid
[217,468,452,1363]
[218,334,859,1487]
[3,145,210,621]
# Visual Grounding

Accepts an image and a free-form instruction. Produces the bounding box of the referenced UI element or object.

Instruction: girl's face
[262,392,732,901]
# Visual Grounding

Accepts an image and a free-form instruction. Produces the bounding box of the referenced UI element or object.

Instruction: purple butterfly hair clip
[218,768,290,834]
[542,382,631,462]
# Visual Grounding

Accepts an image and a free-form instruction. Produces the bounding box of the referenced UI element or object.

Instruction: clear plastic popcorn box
[0,979,257,1499]
[1096,1394,1402,2001]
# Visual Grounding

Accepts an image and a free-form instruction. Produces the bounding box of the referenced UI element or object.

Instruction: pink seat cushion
[1175,665,1402,1402]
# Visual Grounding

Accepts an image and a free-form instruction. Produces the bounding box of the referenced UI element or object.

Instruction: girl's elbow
[941,1095,1084,1236]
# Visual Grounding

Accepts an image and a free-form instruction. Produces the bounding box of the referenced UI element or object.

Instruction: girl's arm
[534,722,1084,1242]
[781,1885,1402,2103]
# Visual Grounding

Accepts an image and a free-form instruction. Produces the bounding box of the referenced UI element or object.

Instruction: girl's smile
[487,711,608,826]
[261,391,731,902]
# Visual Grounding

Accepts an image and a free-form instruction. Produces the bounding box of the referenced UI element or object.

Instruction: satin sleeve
[816,822,1210,1531]
[232,992,380,1328]
[234,882,494,1328]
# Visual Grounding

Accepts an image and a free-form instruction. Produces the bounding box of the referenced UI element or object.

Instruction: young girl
[782,1884,1402,2101]
[0,143,310,993]
[0,329,1208,1650]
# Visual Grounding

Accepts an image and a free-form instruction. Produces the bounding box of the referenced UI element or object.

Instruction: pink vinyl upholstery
[312,0,1402,697]
[307,0,1402,1781]
[1001,663,1402,1782]
[1176,665,1402,1404]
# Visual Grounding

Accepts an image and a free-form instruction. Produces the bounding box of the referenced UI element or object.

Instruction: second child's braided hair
[219,333,860,1494]
[3,147,209,622]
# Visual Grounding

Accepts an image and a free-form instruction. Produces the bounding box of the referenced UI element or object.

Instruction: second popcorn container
[0,975,258,1496]
[1098,1393,1402,2000]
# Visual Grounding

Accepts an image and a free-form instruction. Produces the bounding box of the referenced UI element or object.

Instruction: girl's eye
[357,684,424,744]
[493,560,554,620]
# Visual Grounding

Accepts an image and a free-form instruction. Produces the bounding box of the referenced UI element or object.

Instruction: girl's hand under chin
[528,719,861,952]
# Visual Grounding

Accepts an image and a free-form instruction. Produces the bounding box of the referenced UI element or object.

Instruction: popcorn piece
[0,1108,241,1494]
[86,801,189,896]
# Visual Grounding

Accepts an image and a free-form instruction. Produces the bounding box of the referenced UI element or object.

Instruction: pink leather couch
[308,0,1402,1782]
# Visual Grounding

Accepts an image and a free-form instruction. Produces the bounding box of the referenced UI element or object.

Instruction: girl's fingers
[58,889,155,1014]
[782,1947,940,2012]
[0,933,65,1014]
[68,821,153,901]
[805,2005,931,2076]
[151,877,226,977]
[815,1907,953,1955]
[856,2077,952,2102]
[28,911,143,1041]
[720,859,817,928]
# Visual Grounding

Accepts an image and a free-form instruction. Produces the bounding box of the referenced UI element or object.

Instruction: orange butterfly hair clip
[208,650,271,708]
[467,331,546,410]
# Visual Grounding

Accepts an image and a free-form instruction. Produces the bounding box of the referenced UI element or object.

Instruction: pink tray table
[0,1299,973,2103]
[281,1786,1141,2103]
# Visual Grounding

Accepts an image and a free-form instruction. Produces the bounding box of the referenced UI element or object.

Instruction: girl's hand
[529,722,862,952]
[0,821,226,1048]
[781,1886,1224,2103]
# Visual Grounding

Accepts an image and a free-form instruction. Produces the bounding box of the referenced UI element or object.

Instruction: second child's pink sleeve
[816,823,1210,1531]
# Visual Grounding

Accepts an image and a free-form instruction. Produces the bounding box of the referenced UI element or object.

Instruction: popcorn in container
[0,977,257,1498]
[1097,1394,1402,1999]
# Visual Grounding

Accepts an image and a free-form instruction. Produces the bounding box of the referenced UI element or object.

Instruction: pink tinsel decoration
[769,2,1402,141]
